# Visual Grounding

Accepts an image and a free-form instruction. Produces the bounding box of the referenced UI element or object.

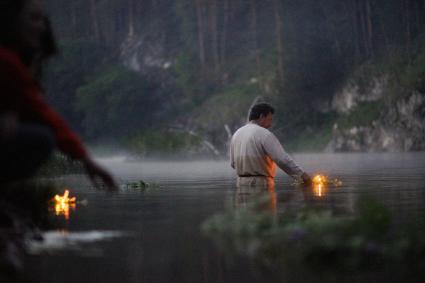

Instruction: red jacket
[0,47,87,160]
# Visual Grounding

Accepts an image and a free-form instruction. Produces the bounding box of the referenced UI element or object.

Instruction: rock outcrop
[327,92,425,152]
[120,33,172,75]
[331,76,388,114]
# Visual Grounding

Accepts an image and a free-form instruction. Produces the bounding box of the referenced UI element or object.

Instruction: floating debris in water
[123,180,160,191]
[332,178,343,187]
[26,230,127,255]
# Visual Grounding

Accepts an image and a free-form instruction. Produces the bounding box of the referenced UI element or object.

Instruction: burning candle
[52,189,77,220]
[311,174,343,197]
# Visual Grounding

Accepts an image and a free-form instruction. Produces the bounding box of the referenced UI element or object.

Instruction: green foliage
[399,47,425,93]
[43,0,425,154]
[349,62,387,94]
[353,196,392,241]
[174,0,197,52]
[44,39,112,131]
[76,65,159,139]
[173,52,201,100]
[353,42,425,96]
[337,101,382,128]
[285,122,334,152]
[202,196,425,269]
[195,84,260,128]
[192,83,263,151]
[125,130,202,158]
[52,39,109,74]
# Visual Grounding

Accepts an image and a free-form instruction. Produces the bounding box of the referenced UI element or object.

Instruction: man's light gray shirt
[230,123,304,179]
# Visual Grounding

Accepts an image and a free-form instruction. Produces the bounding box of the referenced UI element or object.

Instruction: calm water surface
[21,153,425,282]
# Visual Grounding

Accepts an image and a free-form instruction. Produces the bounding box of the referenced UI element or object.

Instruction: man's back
[230,123,276,178]
[230,102,311,187]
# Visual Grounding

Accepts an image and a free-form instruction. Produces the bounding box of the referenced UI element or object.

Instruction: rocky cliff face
[331,76,388,114]
[118,30,425,154]
[327,91,425,152]
[120,33,173,75]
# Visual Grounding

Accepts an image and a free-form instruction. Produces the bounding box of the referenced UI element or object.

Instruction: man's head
[0,0,56,59]
[248,103,275,129]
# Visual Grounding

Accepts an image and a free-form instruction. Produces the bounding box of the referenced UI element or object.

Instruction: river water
[20,153,425,282]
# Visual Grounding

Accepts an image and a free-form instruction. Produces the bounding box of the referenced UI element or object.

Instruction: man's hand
[301,172,312,187]
[83,157,118,191]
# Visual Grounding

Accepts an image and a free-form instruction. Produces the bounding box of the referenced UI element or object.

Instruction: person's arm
[0,49,87,158]
[26,87,118,190]
[263,132,311,185]
[29,90,118,190]
[0,49,117,190]
[300,172,312,186]
[82,157,118,190]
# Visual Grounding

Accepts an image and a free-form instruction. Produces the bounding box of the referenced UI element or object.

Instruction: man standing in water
[230,103,311,188]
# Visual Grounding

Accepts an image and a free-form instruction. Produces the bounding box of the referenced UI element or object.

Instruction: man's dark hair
[248,103,275,121]
[0,0,26,47]
[0,0,58,80]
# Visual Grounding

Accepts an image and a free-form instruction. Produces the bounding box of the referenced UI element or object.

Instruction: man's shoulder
[232,123,272,140]
[234,123,257,132]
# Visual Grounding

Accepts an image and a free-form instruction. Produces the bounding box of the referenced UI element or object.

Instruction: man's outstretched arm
[263,133,311,185]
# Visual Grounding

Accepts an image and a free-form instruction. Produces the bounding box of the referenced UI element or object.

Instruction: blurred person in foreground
[230,103,312,189]
[0,0,117,190]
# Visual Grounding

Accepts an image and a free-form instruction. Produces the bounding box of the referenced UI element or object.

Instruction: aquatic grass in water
[202,195,425,269]
[122,180,160,191]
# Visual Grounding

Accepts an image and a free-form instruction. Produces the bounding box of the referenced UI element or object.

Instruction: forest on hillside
[44,0,425,156]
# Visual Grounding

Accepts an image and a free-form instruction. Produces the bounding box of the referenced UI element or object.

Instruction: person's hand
[301,172,312,187]
[82,157,118,191]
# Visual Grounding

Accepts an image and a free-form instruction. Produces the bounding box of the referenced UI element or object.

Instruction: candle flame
[312,174,327,186]
[312,175,326,197]
[52,189,76,220]
[311,174,343,197]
